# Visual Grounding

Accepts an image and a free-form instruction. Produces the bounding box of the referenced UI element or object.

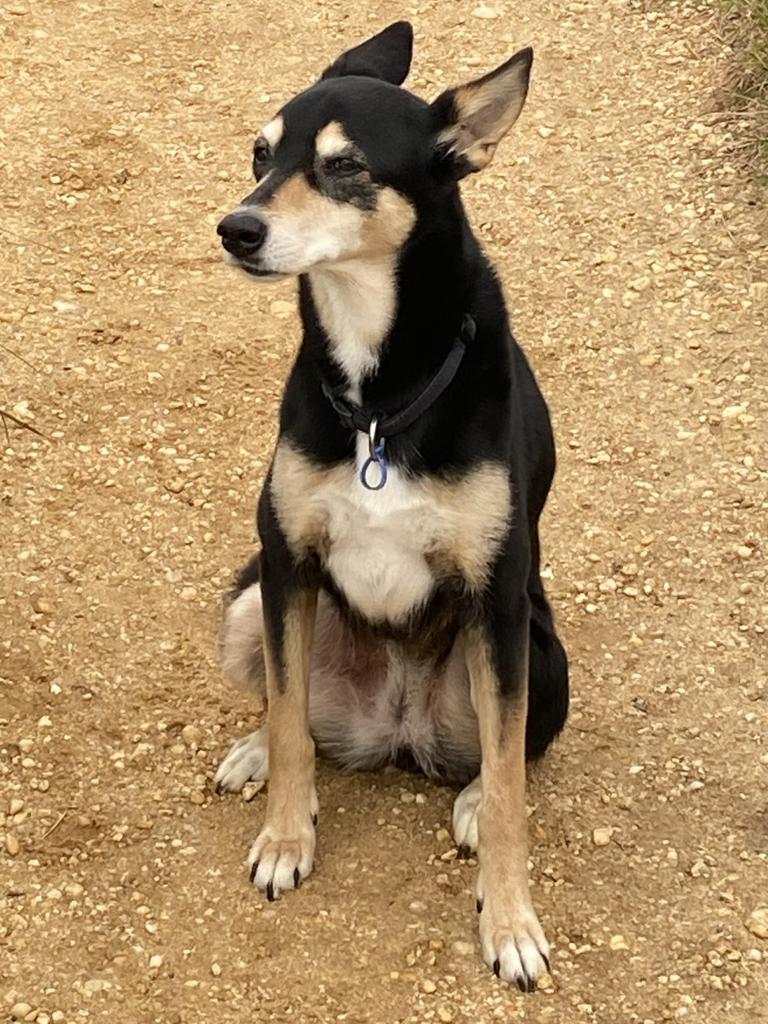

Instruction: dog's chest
[271,441,511,624]
[318,440,440,622]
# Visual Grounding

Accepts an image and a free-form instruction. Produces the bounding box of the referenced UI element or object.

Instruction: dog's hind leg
[219,572,267,695]
[452,773,482,856]
[214,725,269,794]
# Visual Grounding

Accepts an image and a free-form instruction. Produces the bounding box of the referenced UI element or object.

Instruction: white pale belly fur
[222,581,481,782]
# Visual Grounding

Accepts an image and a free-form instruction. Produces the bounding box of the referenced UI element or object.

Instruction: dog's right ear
[321,22,413,86]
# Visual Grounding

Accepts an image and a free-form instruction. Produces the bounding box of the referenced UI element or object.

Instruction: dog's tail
[526,589,569,761]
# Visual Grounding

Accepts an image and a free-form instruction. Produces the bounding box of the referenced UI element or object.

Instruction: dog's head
[217,22,532,279]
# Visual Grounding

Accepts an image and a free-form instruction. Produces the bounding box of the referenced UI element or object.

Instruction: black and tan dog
[213,22,568,991]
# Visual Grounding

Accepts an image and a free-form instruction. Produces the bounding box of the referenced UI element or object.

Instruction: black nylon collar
[320,314,475,440]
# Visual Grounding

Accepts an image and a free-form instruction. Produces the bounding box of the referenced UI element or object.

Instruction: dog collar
[320,314,475,490]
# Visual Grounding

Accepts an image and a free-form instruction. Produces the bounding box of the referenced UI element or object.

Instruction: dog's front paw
[477,882,550,991]
[247,821,316,900]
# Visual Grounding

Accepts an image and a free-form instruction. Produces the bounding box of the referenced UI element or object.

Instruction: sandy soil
[1,0,767,1022]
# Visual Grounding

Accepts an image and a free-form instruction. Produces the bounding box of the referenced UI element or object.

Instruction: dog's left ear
[321,21,413,86]
[432,47,533,178]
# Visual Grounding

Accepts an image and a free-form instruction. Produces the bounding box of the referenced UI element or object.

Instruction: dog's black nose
[217,211,267,259]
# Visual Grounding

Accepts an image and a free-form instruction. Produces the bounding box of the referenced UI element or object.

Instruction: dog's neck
[307,255,398,402]
[304,203,470,405]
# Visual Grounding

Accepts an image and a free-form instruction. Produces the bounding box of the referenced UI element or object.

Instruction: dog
[213,22,569,992]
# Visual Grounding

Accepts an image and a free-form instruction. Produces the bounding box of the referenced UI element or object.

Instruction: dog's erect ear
[432,47,533,178]
[321,21,413,86]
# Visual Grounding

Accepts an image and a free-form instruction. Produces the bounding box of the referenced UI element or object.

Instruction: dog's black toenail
[293,868,301,888]
[249,860,259,884]
[215,782,223,796]
[526,976,536,994]
[457,844,471,860]
[312,813,318,826]
[542,953,551,974]
[266,881,275,902]
[476,898,483,913]
[516,977,526,993]
[493,958,500,978]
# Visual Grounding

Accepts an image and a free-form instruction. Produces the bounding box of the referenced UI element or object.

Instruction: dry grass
[719,0,768,168]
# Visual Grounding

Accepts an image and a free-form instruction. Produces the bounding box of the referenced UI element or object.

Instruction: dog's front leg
[247,545,318,900]
[465,599,550,991]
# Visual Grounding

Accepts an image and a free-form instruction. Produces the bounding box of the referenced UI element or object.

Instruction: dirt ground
[1,0,767,1021]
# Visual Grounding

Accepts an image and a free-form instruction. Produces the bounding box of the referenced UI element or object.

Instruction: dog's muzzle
[217,210,268,261]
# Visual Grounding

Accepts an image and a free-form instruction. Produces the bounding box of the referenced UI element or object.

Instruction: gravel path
[1,1,766,1022]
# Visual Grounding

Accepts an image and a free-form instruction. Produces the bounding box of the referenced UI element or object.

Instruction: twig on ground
[0,409,47,443]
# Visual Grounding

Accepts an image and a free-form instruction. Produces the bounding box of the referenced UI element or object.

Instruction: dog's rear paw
[214,727,269,794]
[478,891,550,992]
[247,822,316,900]
[453,775,482,855]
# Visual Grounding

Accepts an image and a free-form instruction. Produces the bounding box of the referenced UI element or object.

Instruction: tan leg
[465,626,550,991]
[247,588,319,900]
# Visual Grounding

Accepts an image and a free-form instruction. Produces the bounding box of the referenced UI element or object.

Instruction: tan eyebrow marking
[262,115,284,148]
[315,121,351,158]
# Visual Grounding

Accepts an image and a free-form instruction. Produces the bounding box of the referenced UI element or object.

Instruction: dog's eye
[252,139,271,176]
[324,155,365,176]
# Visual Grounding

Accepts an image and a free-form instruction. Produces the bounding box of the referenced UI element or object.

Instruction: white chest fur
[271,442,512,625]
[322,435,437,621]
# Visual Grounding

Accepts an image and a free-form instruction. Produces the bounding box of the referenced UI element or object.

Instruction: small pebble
[471,4,499,18]
[10,1005,32,1021]
[242,780,265,802]
[181,725,201,747]
[270,300,293,317]
[9,798,24,815]
[6,833,20,856]
[722,404,747,419]
[452,940,474,956]
[745,908,768,939]
[592,827,613,847]
[421,979,437,994]
[83,978,111,994]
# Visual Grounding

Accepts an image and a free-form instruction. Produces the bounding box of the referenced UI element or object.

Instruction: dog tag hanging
[360,417,388,490]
